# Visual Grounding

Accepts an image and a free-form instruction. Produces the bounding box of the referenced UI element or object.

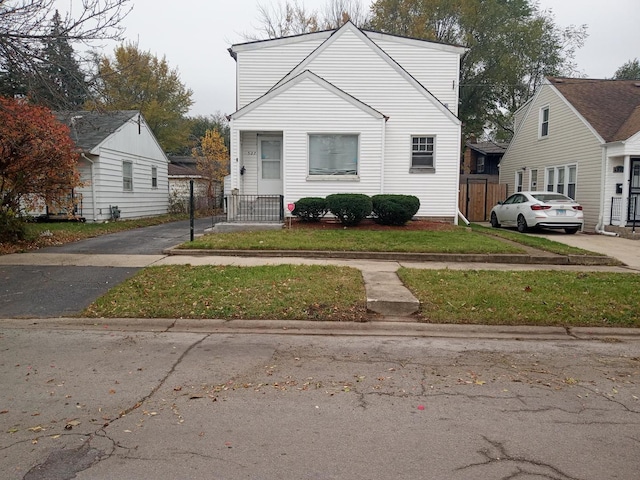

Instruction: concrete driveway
[531,230,640,270]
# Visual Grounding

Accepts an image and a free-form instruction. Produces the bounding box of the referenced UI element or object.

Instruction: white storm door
[257,137,283,195]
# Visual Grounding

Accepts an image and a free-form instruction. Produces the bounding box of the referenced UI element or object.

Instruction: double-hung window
[539,106,550,138]
[308,134,358,176]
[545,164,577,198]
[411,136,435,171]
[151,166,158,188]
[123,161,133,191]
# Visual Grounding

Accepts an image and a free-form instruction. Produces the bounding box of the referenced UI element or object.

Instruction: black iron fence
[610,196,640,229]
[225,194,284,222]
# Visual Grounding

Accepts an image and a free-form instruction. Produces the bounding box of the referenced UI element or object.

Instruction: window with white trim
[308,134,358,176]
[539,106,549,138]
[545,164,577,198]
[151,166,158,188]
[411,136,435,170]
[123,161,133,191]
[516,171,523,192]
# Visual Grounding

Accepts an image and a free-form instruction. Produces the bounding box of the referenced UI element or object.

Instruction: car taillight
[531,204,551,210]
[572,205,583,211]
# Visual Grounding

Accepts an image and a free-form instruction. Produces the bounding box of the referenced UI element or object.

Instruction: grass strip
[84,264,367,321]
[470,223,597,256]
[181,228,526,254]
[398,268,640,327]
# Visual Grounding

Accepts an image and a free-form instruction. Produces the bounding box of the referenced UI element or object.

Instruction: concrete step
[361,270,419,317]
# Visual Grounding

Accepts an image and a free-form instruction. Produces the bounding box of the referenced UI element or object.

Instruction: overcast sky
[80,0,640,116]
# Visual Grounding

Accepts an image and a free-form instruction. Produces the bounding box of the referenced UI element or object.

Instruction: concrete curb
[164,248,620,266]
[1,318,638,341]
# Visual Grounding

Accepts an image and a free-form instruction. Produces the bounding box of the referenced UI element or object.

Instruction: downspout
[81,153,98,222]
[595,146,618,236]
[379,117,386,194]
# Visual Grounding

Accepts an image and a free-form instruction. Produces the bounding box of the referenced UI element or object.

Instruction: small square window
[411,136,434,169]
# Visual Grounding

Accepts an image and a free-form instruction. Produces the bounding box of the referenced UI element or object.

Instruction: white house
[226,22,466,222]
[499,77,640,233]
[56,110,169,222]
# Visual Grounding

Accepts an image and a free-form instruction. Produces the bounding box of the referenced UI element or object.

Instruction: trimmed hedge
[371,194,420,226]
[292,197,328,222]
[326,193,372,227]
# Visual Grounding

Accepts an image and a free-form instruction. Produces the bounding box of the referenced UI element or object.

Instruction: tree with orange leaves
[0,96,81,219]
[192,128,229,199]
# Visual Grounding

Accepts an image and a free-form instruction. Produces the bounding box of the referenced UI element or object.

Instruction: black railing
[610,197,622,225]
[225,194,284,223]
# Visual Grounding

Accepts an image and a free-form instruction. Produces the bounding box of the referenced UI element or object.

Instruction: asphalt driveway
[0,218,212,318]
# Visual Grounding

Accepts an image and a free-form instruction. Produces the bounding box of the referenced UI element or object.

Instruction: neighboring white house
[55,110,169,222]
[226,21,467,222]
[499,77,640,233]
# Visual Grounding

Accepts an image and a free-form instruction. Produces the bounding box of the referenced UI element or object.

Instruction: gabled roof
[229,70,387,120]
[466,140,508,155]
[548,77,640,143]
[267,21,460,124]
[56,110,139,152]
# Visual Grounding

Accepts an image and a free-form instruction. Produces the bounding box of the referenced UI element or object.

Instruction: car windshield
[531,193,572,202]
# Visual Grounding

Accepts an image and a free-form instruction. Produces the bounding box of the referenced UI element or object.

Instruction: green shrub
[326,193,372,226]
[0,210,27,242]
[292,197,328,222]
[372,194,420,226]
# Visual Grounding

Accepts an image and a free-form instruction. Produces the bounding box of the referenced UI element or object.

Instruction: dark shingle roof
[548,77,640,142]
[56,110,139,151]
[465,140,508,155]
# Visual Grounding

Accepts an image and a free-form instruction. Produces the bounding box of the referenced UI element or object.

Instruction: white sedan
[490,192,584,234]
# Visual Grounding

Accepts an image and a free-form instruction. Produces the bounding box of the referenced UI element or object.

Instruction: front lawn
[181,228,527,254]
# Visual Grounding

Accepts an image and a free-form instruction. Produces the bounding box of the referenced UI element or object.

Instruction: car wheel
[565,227,579,234]
[517,214,528,233]
[490,212,500,228]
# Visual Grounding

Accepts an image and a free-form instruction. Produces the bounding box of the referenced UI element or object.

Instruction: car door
[498,194,518,225]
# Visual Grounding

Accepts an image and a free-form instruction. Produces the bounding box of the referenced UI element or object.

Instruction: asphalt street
[0,330,638,480]
[0,218,212,318]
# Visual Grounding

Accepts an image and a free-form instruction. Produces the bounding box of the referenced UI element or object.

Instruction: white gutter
[379,117,386,194]
[81,153,98,222]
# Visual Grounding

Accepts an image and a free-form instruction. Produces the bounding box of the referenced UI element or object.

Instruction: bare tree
[246,0,370,41]
[0,0,132,106]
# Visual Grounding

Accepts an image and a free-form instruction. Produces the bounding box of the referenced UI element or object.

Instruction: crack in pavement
[456,436,582,480]
[21,333,212,480]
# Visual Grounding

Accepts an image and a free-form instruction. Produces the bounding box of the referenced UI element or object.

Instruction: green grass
[398,268,640,327]
[470,223,597,256]
[181,228,527,254]
[84,264,368,321]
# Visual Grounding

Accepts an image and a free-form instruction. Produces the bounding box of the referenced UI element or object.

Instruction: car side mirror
[497,201,503,205]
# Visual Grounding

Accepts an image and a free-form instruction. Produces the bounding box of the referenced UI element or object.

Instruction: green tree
[29,11,88,110]
[369,0,586,139]
[171,113,230,156]
[613,59,640,80]
[0,0,131,107]
[93,43,193,152]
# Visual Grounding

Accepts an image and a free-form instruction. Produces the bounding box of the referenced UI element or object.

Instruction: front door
[257,137,283,195]
[629,158,640,224]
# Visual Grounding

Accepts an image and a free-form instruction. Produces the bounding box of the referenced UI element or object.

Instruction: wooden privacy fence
[459,180,508,222]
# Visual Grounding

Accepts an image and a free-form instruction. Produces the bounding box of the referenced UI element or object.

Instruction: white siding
[500,85,603,230]
[76,117,169,221]
[369,38,460,115]
[233,78,384,204]
[236,39,326,108]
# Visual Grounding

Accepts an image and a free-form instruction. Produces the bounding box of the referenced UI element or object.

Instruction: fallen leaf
[28,426,43,433]
[0,410,8,414]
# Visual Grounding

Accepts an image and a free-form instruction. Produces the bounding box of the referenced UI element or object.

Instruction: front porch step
[604,225,640,240]
[208,222,284,233]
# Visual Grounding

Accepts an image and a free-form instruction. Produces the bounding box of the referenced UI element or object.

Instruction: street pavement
[0,330,638,480]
